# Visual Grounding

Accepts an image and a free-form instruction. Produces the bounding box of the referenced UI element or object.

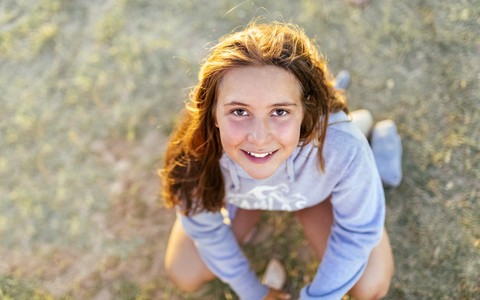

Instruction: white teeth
[247,151,272,158]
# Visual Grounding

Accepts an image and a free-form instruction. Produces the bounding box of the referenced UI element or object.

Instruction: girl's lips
[242,150,277,163]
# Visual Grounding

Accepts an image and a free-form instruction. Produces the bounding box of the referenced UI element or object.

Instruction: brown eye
[232,109,248,116]
[272,109,288,117]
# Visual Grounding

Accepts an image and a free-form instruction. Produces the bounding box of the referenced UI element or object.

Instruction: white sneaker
[351,109,374,137]
[371,120,403,187]
[334,70,351,90]
[262,258,286,290]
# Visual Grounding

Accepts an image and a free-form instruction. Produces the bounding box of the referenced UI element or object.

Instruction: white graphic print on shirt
[226,183,307,211]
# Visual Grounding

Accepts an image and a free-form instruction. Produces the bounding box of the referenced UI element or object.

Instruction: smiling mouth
[246,151,274,158]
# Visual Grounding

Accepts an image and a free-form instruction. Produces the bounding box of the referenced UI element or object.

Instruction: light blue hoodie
[178,111,385,299]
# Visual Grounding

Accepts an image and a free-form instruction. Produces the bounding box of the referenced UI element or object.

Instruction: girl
[162,22,394,300]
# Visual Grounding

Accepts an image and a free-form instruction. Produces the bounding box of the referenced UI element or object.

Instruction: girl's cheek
[221,120,249,140]
[272,119,301,136]
[232,118,251,130]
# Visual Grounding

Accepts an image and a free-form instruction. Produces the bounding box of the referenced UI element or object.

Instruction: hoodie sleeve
[300,136,386,300]
[178,210,269,300]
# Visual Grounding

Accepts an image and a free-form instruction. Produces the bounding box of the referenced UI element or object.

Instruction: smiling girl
[161,22,394,300]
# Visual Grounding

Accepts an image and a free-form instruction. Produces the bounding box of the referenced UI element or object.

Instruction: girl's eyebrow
[224,101,249,107]
[223,101,298,107]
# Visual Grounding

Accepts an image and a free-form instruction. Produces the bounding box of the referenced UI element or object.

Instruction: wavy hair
[160,22,348,216]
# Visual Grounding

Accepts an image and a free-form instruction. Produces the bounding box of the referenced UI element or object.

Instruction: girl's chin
[242,163,279,179]
[246,171,275,180]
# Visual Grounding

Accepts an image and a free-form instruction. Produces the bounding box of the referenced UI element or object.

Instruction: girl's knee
[165,219,215,292]
[165,261,211,292]
[350,230,394,299]
[350,274,392,300]
[350,256,393,300]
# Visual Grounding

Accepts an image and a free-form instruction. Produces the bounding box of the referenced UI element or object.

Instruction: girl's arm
[178,209,269,300]
[300,132,385,299]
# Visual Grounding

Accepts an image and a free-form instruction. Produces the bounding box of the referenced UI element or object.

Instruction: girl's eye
[272,109,288,117]
[232,109,248,116]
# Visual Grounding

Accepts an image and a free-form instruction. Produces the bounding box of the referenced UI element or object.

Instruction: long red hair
[160,22,348,216]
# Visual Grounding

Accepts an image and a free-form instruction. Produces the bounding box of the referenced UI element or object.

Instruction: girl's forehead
[217,65,303,100]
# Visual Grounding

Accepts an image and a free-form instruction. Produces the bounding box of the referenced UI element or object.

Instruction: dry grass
[1,0,479,299]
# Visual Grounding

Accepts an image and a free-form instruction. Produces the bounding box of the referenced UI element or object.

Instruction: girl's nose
[248,118,271,146]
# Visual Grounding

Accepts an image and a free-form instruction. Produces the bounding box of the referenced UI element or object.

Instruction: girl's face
[215,66,304,179]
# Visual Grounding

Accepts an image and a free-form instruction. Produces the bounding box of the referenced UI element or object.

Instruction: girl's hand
[262,288,291,300]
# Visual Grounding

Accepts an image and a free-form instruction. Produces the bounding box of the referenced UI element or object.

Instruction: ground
[0,0,479,299]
